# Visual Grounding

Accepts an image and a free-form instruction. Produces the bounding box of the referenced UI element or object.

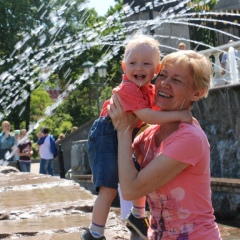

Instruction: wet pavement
[0,163,238,239]
[0,165,140,239]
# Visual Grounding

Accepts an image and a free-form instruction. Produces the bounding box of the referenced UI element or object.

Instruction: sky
[87,0,116,16]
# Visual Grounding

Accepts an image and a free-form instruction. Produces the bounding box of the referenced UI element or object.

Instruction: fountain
[0,0,240,238]
[229,46,239,84]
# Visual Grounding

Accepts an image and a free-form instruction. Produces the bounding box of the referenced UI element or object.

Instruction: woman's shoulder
[176,122,208,144]
[180,122,205,133]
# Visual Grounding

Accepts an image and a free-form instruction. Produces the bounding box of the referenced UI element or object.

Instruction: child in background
[81,34,192,240]
[18,129,33,172]
[14,130,21,171]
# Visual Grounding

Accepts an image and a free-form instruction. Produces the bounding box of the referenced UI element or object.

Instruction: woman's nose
[156,76,170,86]
[161,78,169,85]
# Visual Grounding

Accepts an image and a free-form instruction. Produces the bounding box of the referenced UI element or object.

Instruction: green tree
[188,0,220,50]
[0,0,125,133]
[30,88,53,122]
[48,0,125,126]
[0,0,97,129]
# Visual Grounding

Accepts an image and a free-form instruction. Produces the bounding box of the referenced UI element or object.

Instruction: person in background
[71,126,78,132]
[18,129,33,172]
[37,127,55,176]
[56,133,65,144]
[14,130,21,171]
[108,50,221,240]
[221,39,239,75]
[81,34,192,240]
[0,121,16,164]
[178,42,186,50]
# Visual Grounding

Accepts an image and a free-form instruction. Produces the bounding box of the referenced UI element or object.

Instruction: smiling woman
[108,50,222,239]
[81,34,193,240]
[87,0,116,16]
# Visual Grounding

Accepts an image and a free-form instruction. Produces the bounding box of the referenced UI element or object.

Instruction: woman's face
[2,123,10,133]
[154,63,198,111]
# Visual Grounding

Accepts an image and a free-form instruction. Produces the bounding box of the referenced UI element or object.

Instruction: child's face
[122,44,161,87]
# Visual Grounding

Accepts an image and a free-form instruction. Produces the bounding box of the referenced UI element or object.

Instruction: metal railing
[199,40,240,87]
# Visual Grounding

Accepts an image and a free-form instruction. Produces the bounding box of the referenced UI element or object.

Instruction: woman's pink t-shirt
[133,123,221,240]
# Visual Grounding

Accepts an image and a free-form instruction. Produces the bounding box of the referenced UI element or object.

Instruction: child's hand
[180,110,192,124]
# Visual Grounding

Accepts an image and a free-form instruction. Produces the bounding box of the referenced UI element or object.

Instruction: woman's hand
[107,93,139,133]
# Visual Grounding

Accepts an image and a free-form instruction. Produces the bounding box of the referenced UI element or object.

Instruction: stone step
[0,167,140,239]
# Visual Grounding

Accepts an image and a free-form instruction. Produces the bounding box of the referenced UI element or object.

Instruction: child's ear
[155,64,161,74]
[121,61,126,72]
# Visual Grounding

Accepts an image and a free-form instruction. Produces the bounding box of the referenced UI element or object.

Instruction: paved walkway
[30,161,40,174]
[29,162,240,239]
[1,167,132,239]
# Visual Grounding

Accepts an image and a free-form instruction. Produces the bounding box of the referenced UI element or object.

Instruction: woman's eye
[174,78,181,83]
[159,73,166,78]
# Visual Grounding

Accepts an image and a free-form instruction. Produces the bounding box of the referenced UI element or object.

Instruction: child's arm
[133,108,192,124]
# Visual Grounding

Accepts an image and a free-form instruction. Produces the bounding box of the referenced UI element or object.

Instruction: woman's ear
[191,89,205,101]
[121,61,126,72]
[155,63,161,74]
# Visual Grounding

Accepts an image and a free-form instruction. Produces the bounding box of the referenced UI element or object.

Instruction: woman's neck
[155,122,180,147]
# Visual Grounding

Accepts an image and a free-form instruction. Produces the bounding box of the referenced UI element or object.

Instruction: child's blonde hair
[124,34,161,61]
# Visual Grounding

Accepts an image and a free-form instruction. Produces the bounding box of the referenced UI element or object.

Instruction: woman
[0,121,15,163]
[108,50,221,239]
[17,129,33,172]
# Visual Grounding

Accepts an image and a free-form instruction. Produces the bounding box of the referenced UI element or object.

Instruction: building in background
[123,0,240,53]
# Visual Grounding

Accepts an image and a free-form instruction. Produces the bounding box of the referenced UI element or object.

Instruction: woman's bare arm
[108,94,189,200]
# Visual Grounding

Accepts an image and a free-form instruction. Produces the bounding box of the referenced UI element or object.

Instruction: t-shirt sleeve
[162,128,206,166]
[100,99,110,117]
[113,83,150,112]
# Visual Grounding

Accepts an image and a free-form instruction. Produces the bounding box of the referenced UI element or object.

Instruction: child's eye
[130,62,135,65]
[144,62,150,65]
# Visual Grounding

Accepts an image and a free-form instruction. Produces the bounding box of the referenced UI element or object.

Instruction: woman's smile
[158,91,172,98]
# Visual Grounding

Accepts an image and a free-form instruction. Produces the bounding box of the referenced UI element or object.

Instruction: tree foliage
[0,0,115,133]
[30,88,53,121]
[188,0,220,50]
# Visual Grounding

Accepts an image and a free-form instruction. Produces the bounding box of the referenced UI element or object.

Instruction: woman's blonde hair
[20,129,27,135]
[161,50,212,98]
[2,121,10,127]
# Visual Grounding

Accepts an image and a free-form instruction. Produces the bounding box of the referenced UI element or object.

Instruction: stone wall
[192,83,240,178]
[53,117,96,176]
